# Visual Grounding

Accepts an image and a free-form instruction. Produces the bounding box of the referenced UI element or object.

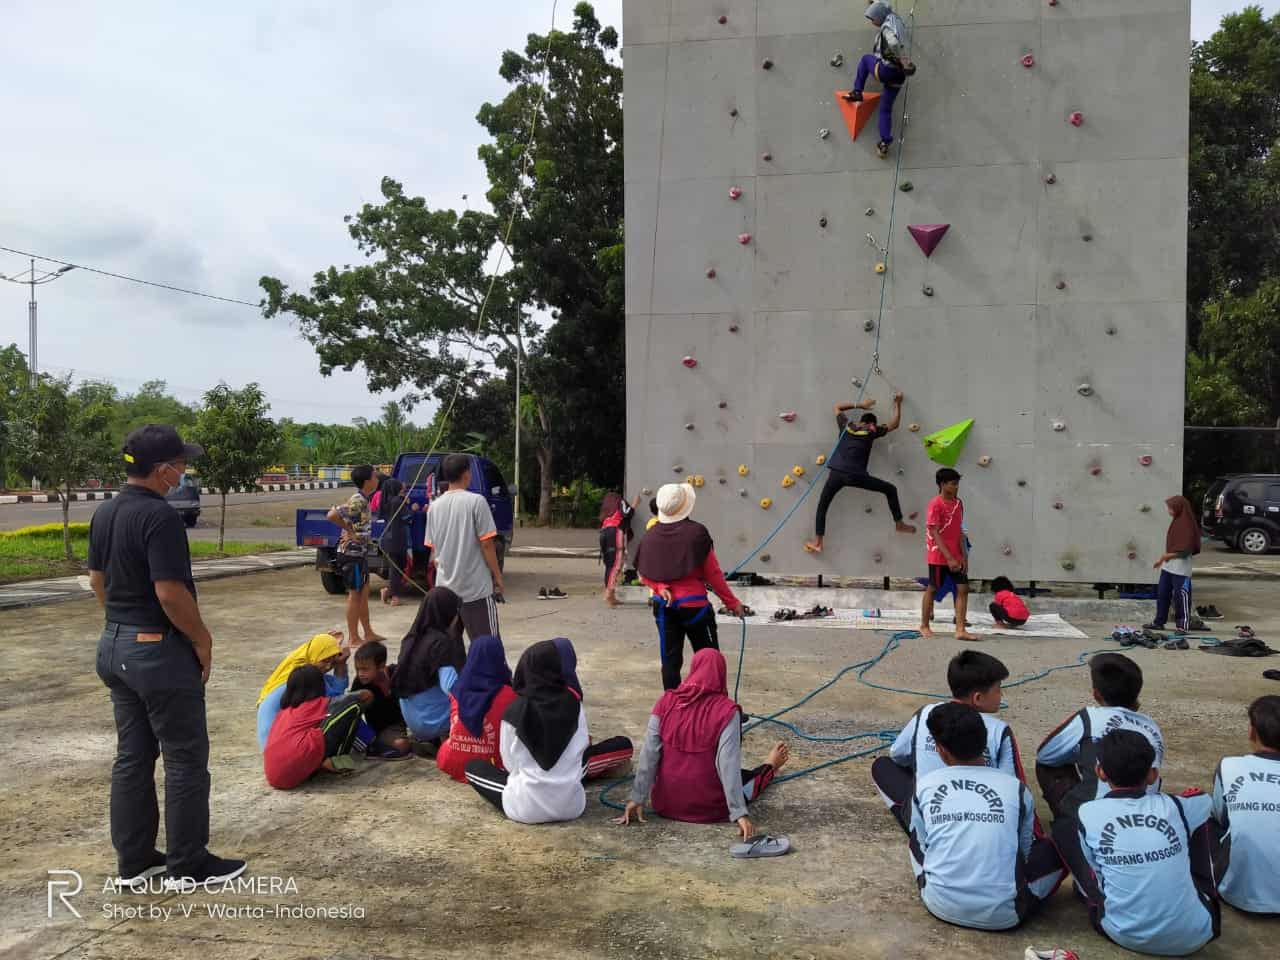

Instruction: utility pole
[514,319,523,525]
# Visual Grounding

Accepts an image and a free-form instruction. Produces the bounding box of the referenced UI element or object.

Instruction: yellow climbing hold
[792,465,806,477]
[874,261,886,274]
[815,454,826,465]
[760,497,773,509]
[737,464,750,476]
[689,474,705,487]
[781,475,795,488]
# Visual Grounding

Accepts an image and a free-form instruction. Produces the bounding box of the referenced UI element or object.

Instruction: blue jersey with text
[891,702,1020,782]
[1037,706,1165,801]
[1211,752,1280,913]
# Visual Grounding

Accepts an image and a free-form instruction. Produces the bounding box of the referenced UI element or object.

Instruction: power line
[0,244,260,308]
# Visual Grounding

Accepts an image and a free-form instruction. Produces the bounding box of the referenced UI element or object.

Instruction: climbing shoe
[1263,669,1280,681]
[876,140,890,159]
[842,90,864,103]
[537,587,549,600]
[1162,637,1189,651]
[546,587,567,599]
[1202,637,1277,657]
[1196,604,1224,620]
[1141,622,1165,631]
[1236,625,1257,640]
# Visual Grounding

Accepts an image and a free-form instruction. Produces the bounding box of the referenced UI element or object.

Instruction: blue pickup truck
[296,452,515,595]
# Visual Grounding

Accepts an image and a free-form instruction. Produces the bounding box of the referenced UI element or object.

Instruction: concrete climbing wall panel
[624,0,1189,583]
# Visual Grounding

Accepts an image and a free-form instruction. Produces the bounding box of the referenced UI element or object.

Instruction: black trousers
[1036,763,1086,822]
[870,756,914,834]
[96,622,210,878]
[815,470,903,534]
[466,738,636,813]
[654,602,720,690]
[989,602,1028,627]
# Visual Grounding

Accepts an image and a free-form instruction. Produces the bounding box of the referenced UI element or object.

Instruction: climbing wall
[624,1,1189,582]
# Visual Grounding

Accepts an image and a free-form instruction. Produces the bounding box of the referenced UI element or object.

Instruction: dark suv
[165,472,202,528]
[1202,474,1280,555]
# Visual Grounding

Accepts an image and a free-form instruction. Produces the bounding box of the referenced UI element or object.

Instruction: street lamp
[1,258,78,386]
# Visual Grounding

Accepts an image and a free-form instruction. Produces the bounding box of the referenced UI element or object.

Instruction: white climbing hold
[818,128,831,140]
[908,423,920,432]
[978,455,992,467]
[851,377,863,389]
[1053,421,1066,432]
[830,53,844,68]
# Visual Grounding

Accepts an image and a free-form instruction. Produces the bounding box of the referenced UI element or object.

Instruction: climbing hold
[921,419,974,468]
[865,207,875,217]
[1056,279,1067,290]
[896,468,904,476]
[1077,382,1093,397]
[738,464,749,476]
[738,233,752,245]
[907,223,950,258]
[685,422,695,431]
[739,489,748,497]
[1139,455,1153,467]
[978,455,992,467]
[792,465,806,477]
[778,411,797,423]
[761,152,773,162]
[1069,111,1084,127]
[760,554,771,563]
[1053,421,1066,432]
[1021,53,1035,68]
[1016,478,1027,487]
[899,181,914,192]
[728,323,739,333]
[718,400,728,409]
[1002,545,1013,557]
[1061,557,1076,571]
[830,53,844,68]
[692,475,705,488]
[851,376,863,389]
[718,14,728,24]
[729,107,739,118]
[1082,233,1092,242]
[718,477,727,485]
[1048,0,1058,5]
[908,423,920,432]
[1127,544,1138,560]
[863,318,875,332]
[705,267,717,279]
[1105,325,1117,336]
[1140,504,1151,513]
[873,552,883,563]
[760,497,773,510]
[922,285,934,297]
[761,58,774,70]
[819,216,828,228]
[818,127,831,141]
[682,356,698,368]
[834,89,882,141]
[874,261,887,274]
[1044,173,1056,185]
[728,186,743,200]
[908,511,919,521]
[1090,465,1103,477]
[672,465,685,474]
[1053,500,1064,510]
[781,475,795,488]
[865,506,874,514]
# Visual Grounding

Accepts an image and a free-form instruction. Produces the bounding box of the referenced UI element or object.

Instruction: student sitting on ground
[393,587,467,751]
[348,641,411,757]
[263,666,373,790]
[256,632,350,750]
[552,637,635,779]
[872,650,1024,829]
[435,635,517,782]
[615,648,790,840]
[1037,652,1166,820]
[988,576,1029,628]
[1211,694,1280,914]
[465,640,631,823]
[905,703,1065,930]
[1053,730,1220,956]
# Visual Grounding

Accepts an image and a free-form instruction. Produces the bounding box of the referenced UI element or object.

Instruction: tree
[0,344,31,488]
[115,380,197,437]
[13,376,118,560]
[190,383,283,551]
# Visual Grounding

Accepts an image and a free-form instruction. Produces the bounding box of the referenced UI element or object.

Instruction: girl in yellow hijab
[256,632,347,750]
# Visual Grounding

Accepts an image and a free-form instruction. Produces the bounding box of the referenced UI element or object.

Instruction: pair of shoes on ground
[537,586,567,600]
[365,741,413,762]
[772,605,833,622]
[1196,604,1224,620]
[1122,627,1165,648]
[719,604,756,617]
[1200,635,1278,657]
[117,851,247,893]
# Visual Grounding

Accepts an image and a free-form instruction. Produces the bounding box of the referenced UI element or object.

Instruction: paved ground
[2,555,1277,960]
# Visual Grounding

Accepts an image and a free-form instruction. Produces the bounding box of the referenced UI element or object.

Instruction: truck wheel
[1239,527,1271,556]
[496,539,506,572]
[320,571,346,595]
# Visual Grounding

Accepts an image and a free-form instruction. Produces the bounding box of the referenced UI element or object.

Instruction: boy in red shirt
[988,576,1029,628]
[921,468,979,641]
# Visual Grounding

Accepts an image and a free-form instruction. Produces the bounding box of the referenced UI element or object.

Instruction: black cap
[123,425,204,475]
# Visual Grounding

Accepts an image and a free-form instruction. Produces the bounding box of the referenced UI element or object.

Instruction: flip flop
[730,834,792,859]
[1263,669,1280,681]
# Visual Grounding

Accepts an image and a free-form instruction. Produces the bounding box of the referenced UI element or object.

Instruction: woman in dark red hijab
[1145,495,1201,632]
[613,648,788,840]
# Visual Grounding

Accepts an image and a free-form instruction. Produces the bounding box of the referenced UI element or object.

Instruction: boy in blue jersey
[1037,652,1165,820]
[872,650,1025,830]
[1211,694,1280,913]
[1053,730,1220,956]
[906,703,1065,930]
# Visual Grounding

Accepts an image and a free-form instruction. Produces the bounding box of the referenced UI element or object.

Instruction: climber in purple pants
[852,54,907,150]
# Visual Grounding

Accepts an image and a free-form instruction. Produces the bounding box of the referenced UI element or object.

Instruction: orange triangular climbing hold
[835,90,881,142]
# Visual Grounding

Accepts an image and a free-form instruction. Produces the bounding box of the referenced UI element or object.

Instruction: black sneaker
[843,90,864,102]
[165,855,247,893]
[537,587,548,600]
[1203,605,1224,620]
[1141,622,1165,631]
[116,850,167,892]
[876,140,890,159]
[547,587,567,599]
[365,742,412,761]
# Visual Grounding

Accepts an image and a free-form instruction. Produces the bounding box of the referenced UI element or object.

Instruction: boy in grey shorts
[424,454,505,640]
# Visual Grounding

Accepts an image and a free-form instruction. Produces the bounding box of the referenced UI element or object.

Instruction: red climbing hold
[834,90,881,142]
[1139,455,1153,466]
[738,233,752,245]
[718,15,728,25]
[1069,111,1084,127]
[682,356,697,368]
[907,223,950,258]
[1022,53,1035,68]
[778,411,797,423]
[728,186,743,200]
[705,267,717,279]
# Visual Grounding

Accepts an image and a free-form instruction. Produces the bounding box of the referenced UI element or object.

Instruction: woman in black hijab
[393,587,467,745]
[465,640,631,823]
[378,478,413,606]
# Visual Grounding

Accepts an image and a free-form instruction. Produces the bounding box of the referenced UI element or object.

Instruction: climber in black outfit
[805,392,915,554]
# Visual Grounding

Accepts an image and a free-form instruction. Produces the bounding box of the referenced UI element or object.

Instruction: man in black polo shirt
[89,425,246,890]
[805,391,915,554]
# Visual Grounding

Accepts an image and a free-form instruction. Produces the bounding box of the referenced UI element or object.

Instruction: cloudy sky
[0,1,1266,423]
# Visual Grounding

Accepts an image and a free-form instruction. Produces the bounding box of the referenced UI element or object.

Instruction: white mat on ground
[716,608,1088,639]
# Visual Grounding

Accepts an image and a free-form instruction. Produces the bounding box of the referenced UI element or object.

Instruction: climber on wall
[805,392,915,555]
[842,1,916,159]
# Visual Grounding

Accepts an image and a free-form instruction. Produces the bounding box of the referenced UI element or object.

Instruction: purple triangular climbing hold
[907,223,950,258]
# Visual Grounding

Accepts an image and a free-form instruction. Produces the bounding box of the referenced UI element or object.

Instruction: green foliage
[191,383,284,550]
[0,344,30,486]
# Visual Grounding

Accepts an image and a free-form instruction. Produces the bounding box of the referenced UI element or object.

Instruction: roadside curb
[0,549,315,611]
[0,481,348,505]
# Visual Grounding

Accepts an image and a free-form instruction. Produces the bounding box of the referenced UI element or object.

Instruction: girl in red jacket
[436,635,518,782]
[263,666,372,790]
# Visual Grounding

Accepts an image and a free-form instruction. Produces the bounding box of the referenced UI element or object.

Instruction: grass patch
[0,523,287,584]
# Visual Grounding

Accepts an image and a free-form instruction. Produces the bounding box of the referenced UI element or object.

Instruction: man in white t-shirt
[424,454,504,640]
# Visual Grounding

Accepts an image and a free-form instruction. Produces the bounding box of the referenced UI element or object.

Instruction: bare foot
[388,596,402,607]
[956,631,982,642]
[380,587,390,605]
[766,741,790,771]
[605,590,620,607]
[803,539,823,554]
[919,625,935,638]
[365,633,387,644]
[895,521,917,535]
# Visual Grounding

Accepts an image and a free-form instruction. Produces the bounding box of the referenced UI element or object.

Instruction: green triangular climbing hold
[921,419,974,467]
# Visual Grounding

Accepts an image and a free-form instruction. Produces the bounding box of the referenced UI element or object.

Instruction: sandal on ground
[730,834,792,859]
[1236,625,1256,640]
